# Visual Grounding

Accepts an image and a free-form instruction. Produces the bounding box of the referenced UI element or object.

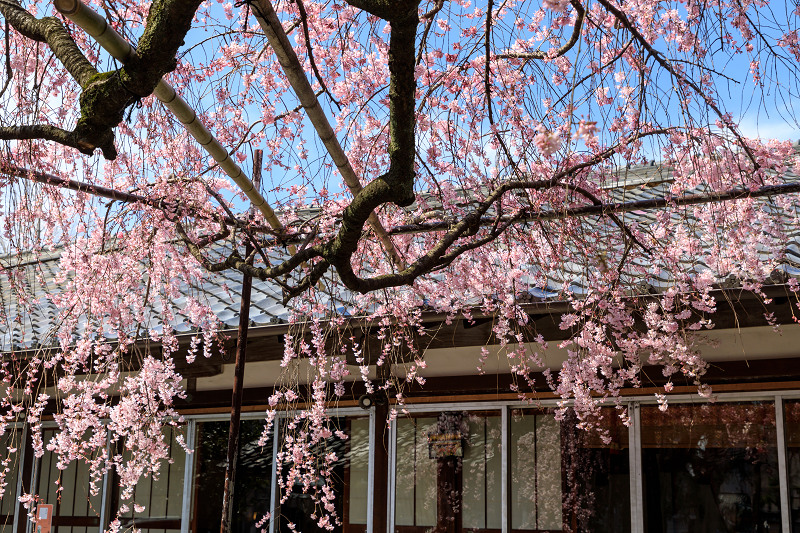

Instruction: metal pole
[219,150,262,533]
[629,402,644,533]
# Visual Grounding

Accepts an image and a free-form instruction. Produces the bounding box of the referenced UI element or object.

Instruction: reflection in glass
[194,420,272,533]
[394,416,438,530]
[462,414,502,531]
[512,408,630,533]
[394,412,501,533]
[563,408,631,533]
[511,410,562,531]
[346,418,370,531]
[641,402,780,533]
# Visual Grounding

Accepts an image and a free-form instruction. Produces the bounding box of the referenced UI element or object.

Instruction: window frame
[11,390,800,533]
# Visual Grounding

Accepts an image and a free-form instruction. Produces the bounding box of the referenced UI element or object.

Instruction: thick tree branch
[1,0,203,159]
[0,124,98,153]
[318,7,420,287]
[344,0,419,21]
[1,19,12,98]
[324,129,670,293]
[422,0,445,19]
[72,0,203,158]
[385,11,419,204]
[388,181,800,235]
[0,0,96,86]
[249,0,405,267]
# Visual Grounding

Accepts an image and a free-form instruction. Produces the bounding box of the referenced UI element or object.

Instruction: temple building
[2,165,800,533]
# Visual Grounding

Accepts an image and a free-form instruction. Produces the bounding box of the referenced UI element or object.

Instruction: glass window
[117,425,185,533]
[462,413,502,531]
[0,428,20,533]
[193,419,273,533]
[395,415,438,531]
[36,428,103,533]
[785,399,800,532]
[513,408,630,533]
[275,416,369,533]
[511,409,563,531]
[345,417,370,532]
[394,411,501,533]
[641,401,780,533]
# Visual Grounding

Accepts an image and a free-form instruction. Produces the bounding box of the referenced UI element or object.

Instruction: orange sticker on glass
[35,503,52,533]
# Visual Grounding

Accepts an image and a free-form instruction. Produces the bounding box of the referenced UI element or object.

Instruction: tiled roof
[0,246,303,351]
[2,164,800,351]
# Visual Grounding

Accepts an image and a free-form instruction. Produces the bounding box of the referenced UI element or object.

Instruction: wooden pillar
[436,457,462,533]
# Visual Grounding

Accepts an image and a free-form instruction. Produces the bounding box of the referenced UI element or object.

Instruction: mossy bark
[0,0,203,159]
[74,0,203,158]
[0,4,97,87]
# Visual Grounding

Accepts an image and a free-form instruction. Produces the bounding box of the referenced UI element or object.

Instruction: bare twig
[295,0,341,109]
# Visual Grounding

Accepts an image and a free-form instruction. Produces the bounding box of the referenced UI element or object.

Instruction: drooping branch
[0,0,204,158]
[497,0,585,60]
[293,0,339,108]
[2,164,165,207]
[594,0,760,169]
[184,0,425,293]
[56,0,284,232]
[318,3,420,288]
[553,182,650,253]
[0,164,255,230]
[0,18,10,99]
[187,130,670,294]
[283,130,677,293]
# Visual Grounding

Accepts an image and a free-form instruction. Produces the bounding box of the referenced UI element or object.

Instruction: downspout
[52,0,286,234]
